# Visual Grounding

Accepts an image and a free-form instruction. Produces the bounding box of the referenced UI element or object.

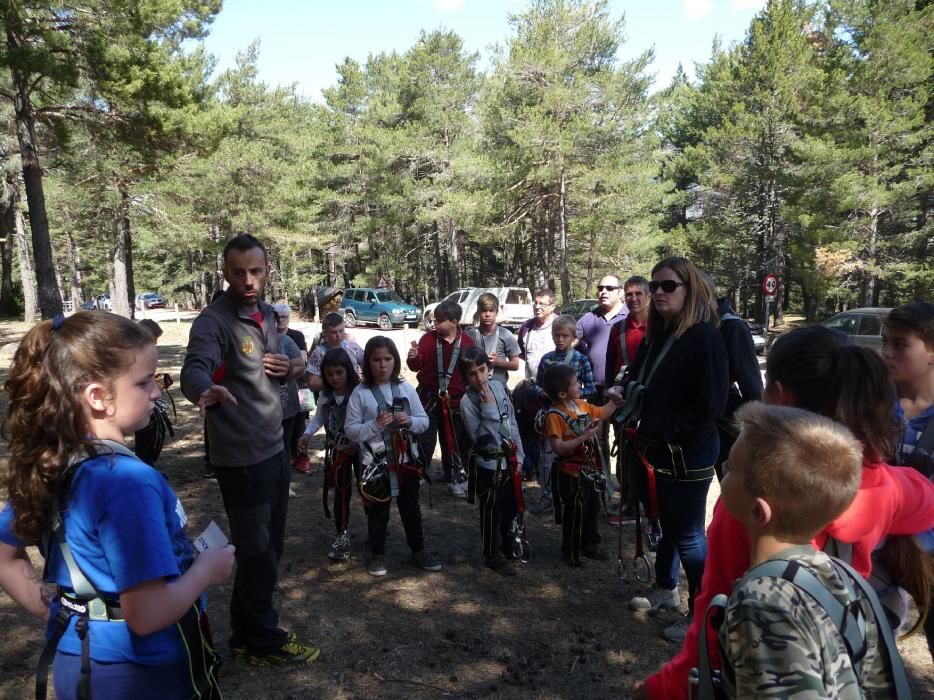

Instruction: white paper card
[193,521,229,553]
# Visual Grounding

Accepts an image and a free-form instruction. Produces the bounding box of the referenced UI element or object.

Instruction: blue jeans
[654,475,711,611]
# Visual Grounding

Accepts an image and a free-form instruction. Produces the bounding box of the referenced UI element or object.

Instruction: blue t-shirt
[0,452,196,664]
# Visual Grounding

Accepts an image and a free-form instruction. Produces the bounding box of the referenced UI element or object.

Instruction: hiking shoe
[246,637,320,667]
[662,616,691,644]
[582,545,610,561]
[328,532,351,562]
[412,550,443,572]
[293,455,311,474]
[629,586,680,612]
[448,481,467,498]
[529,497,553,515]
[368,556,387,577]
[485,555,518,577]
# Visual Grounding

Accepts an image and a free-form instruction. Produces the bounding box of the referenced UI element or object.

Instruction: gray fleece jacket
[181,293,284,467]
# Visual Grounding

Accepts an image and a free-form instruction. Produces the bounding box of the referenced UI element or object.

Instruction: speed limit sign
[762,273,778,300]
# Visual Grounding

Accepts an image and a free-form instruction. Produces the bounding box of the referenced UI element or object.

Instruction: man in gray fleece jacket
[181,234,320,667]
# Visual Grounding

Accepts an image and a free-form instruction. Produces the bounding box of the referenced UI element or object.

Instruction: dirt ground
[0,316,931,699]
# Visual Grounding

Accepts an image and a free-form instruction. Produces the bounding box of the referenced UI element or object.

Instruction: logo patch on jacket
[241,336,256,355]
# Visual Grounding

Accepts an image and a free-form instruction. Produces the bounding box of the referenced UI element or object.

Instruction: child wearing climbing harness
[298,348,360,562]
[542,364,621,567]
[712,402,908,699]
[459,347,526,576]
[0,312,234,700]
[407,300,475,498]
[466,293,522,386]
[346,336,443,577]
[530,314,596,516]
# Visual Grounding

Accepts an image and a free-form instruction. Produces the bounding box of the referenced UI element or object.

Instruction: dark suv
[340,288,421,329]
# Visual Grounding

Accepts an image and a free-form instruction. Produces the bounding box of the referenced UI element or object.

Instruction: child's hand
[478,384,494,404]
[376,411,393,428]
[487,352,498,367]
[298,434,311,454]
[586,420,601,438]
[392,411,411,428]
[606,385,624,405]
[198,544,236,586]
[407,341,418,359]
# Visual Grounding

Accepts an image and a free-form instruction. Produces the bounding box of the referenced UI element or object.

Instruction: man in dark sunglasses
[575,275,628,391]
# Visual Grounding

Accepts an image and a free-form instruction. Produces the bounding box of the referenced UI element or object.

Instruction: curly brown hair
[1,311,153,543]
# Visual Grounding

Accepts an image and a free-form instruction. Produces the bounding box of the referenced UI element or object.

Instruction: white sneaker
[448,482,467,498]
[328,532,351,562]
[629,586,680,612]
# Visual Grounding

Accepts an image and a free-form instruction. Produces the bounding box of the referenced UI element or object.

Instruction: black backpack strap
[906,419,934,476]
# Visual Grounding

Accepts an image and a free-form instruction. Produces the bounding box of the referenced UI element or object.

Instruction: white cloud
[435,0,465,12]
[683,0,714,23]
[731,0,767,9]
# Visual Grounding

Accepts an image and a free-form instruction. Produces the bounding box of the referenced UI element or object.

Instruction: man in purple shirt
[575,274,628,392]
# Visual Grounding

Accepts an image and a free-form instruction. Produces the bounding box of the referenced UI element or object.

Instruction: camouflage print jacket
[719,545,895,699]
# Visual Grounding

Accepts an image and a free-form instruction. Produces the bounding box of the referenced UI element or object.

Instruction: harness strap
[613,333,677,426]
[697,593,729,700]
[36,609,71,700]
[436,333,462,395]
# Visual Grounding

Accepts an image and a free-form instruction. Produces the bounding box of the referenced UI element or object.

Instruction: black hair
[883,302,934,349]
[624,275,650,291]
[362,336,401,385]
[434,300,462,323]
[542,364,578,402]
[223,233,267,266]
[320,348,359,395]
[458,346,489,380]
[766,326,898,462]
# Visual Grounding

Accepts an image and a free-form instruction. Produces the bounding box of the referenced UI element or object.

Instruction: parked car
[422,288,475,328]
[557,298,598,320]
[423,287,534,330]
[744,320,767,355]
[135,292,167,310]
[819,307,891,350]
[79,298,97,311]
[340,288,421,329]
[95,294,112,311]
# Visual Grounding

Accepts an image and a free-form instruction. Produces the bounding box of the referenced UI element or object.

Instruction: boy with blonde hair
[467,292,521,385]
[715,402,905,698]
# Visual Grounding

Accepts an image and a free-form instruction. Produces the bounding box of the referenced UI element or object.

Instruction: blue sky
[200,0,767,100]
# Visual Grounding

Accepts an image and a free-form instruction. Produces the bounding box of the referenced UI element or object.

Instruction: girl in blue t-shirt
[0,311,235,699]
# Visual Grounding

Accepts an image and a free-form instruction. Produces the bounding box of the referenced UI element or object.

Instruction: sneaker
[629,586,681,612]
[662,616,691,644]
[328,532,351,562]
[368,556,387,577]
[246,636,320,667]
[485,555,518,577]
[203,466,216,480]
[529,497,553,515]
[412,550,443,572]
[448,482,467,498]
[288,486,297,498]
[293,455,310,474]
[582,545,610,561]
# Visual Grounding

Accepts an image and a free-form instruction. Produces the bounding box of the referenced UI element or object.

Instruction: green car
[339,288,421,329]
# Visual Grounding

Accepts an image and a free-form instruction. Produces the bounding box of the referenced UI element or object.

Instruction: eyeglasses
[649,280,687,294]
[596,285,620,292]
[533,302,555,308]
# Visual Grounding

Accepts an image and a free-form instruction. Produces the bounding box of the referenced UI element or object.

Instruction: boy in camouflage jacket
[717,402,900,699]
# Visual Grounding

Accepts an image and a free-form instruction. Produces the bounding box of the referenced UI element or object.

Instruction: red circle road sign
[762,274,778,297]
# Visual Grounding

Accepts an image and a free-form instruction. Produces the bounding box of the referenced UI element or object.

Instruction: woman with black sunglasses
[616,256,728,641]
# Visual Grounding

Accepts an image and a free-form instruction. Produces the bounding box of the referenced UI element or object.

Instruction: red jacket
[406,329,474,398]
[644,460,934,699]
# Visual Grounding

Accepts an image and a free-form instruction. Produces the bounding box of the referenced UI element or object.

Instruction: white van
[423,287,533,331]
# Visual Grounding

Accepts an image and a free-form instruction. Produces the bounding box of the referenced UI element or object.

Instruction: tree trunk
[111,181,134,318]
[6,21,62,318]
[558,167,570,305]
[0,171,19,315]
[14,208,37,323]
[66,230,83,307]
[447,219,460,291]
[432,221,443,298]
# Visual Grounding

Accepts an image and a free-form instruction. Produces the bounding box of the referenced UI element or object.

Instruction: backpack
[695,554,911,700]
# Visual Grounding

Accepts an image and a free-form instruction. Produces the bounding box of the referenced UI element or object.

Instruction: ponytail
[1,312,153,543]
[876,535,934,638]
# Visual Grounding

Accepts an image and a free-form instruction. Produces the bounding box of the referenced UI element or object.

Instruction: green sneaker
[244,634,320,667]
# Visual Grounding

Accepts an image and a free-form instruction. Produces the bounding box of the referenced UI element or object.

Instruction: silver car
[819,307,892,350]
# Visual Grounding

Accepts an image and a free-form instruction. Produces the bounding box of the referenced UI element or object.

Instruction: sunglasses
[649,280,687,293]
[596,285,620,292]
